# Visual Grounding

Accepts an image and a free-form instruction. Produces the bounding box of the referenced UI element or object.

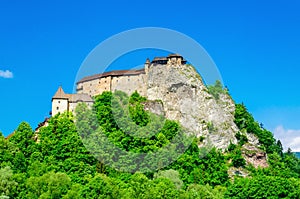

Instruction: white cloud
[274,125,300,152]
[0,69,13,78]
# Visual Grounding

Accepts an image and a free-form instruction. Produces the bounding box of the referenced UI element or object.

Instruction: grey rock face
[146,64,239,150]
[142,100,165,116]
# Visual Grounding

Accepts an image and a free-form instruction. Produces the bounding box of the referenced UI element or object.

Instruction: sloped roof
[52,86,94,103]
[152,57,168,61]
[52,86,69,99]
[69,93,93,103]
[167,53,183,58]
[5,131,15,140]
[77,69,145,84]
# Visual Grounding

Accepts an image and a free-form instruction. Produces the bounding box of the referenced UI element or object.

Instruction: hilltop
[1,55,300,198]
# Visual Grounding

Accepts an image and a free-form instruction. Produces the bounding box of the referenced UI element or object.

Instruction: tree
[154,169,183,190]
[9,122,37,159]
[225,175,300,198]
[26,172,71,199]
[0,166,17,198]
[183,184,224,199]
[207,80,227,100]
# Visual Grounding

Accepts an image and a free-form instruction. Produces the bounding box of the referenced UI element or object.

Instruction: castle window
[56,107,59,110]
[58,101,60,103]
[105,80,107,83]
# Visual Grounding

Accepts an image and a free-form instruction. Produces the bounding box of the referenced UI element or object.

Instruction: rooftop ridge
[52,86,69,99]
[77,68,145,84]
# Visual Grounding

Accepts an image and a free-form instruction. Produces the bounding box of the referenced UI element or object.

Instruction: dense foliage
[0,91,300,198]
[207,80,228,100]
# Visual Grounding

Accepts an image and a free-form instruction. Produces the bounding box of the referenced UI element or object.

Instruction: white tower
[51,86,69,116]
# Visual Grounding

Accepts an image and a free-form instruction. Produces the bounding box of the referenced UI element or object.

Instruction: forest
[1,90,300,199]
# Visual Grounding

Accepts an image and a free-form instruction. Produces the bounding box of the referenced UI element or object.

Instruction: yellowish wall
[111,74,147,96]
[77,73,147,97]
[77,76,112,97]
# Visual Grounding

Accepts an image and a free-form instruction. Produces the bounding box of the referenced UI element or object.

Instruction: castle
[52,54,186,115]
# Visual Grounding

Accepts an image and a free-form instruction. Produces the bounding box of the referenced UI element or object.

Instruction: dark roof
[77,69,145,84]
[152,57,168,61]
[167,53,183,58]
[52,86,94,103]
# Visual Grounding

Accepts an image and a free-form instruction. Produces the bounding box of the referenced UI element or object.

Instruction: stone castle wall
[111,74,147,96]
[77,71,147,97]
[77,76,112,97]
[75,55,186,98]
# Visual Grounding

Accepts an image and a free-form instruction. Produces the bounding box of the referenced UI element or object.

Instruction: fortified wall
[51,54,186,115]
[76,54,186,97]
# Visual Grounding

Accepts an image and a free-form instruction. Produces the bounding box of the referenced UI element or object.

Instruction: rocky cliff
[146,63,239,150]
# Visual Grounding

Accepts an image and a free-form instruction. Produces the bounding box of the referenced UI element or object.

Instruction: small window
[58,101,60,103]
[56,107,59,110]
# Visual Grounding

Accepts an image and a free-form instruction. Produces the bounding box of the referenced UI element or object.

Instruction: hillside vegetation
[1,90,300,198]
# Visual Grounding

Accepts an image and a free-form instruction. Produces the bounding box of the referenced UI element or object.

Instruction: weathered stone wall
[69,101,94,113]
[111,74,147,96]
[77,76,112,97]
[77,73,147,97]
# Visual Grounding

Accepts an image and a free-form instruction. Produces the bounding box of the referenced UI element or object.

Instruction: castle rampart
[52,54,186,115]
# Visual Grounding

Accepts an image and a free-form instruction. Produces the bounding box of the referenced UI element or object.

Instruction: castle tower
[144,58,150,75]
[167,54,186,66]
[51,86,69,116]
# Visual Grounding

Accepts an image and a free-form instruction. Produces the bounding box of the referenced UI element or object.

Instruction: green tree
[207,80,227,100]
[154,169,183,190]
[9,122,37,159]
[26,172,71,199]
[225,175,300,198]
[183,184,224,199]
[234,104,280,154]
[0,166,17,198]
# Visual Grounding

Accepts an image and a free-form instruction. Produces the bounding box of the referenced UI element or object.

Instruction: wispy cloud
[274,125,300,152]
[0,69,13,78]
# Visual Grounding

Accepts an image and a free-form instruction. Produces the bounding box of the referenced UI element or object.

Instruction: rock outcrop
[242,143,268,168]
[146,64,239,150]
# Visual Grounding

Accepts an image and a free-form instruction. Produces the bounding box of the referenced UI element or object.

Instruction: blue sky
[0,1,300,151]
